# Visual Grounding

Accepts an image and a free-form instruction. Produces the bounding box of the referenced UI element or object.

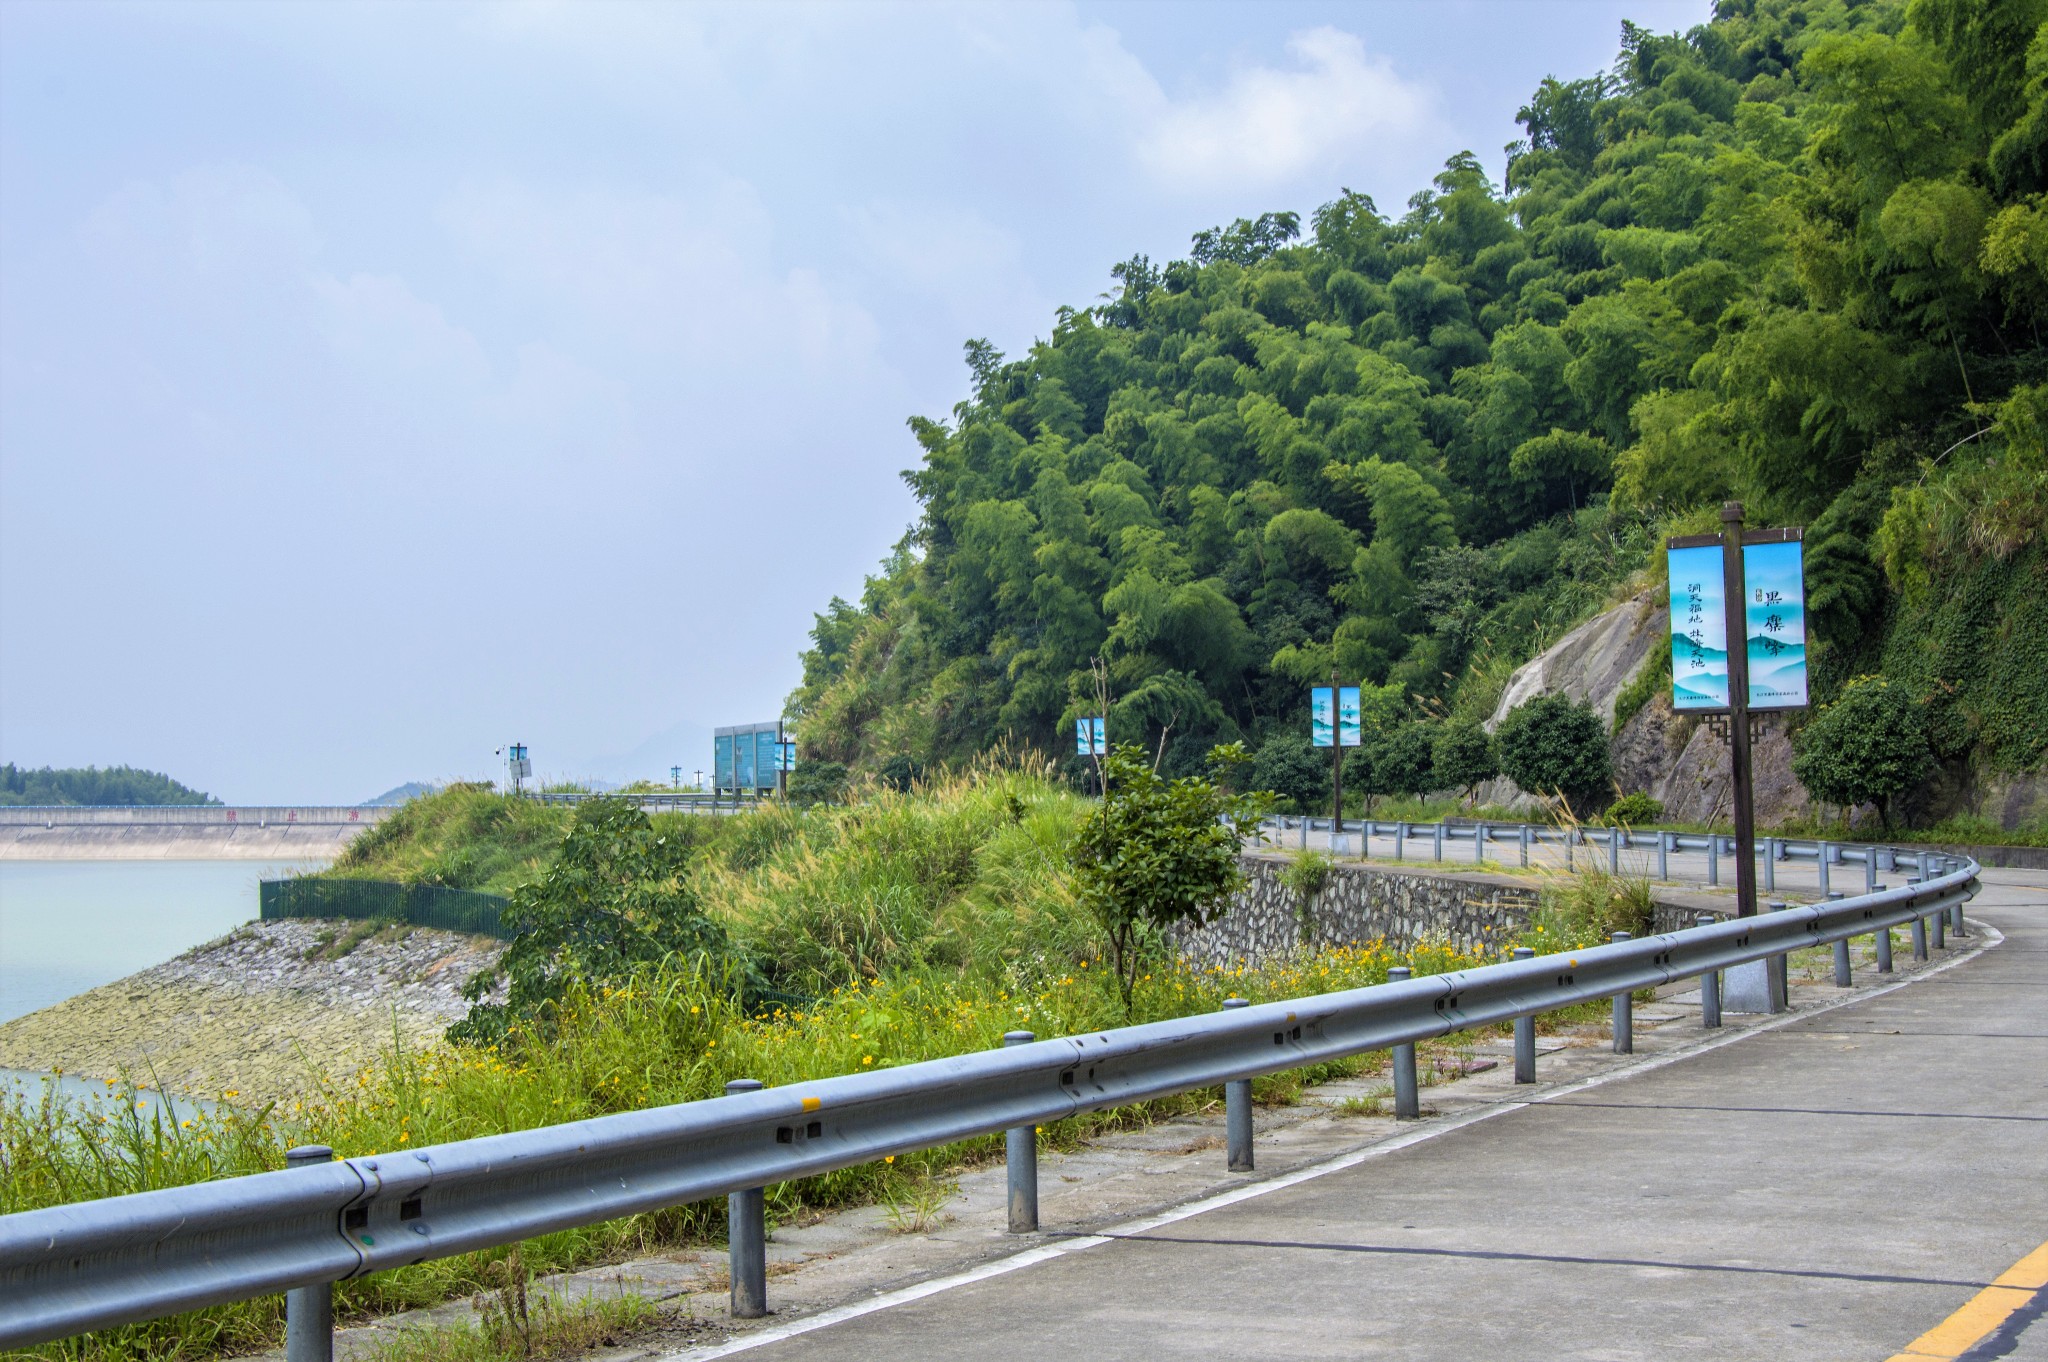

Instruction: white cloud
[310,271,492,384]
[1133,27,1432,192]
[81,164,320,276]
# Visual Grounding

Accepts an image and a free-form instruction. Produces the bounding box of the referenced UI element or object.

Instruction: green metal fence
[259,878,511,938]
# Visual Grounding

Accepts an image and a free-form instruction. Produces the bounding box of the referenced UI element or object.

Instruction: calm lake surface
[0,860,322,1024]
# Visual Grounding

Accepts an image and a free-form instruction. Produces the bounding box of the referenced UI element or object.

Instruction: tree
[450,799,757,1045]
[1792,676,1931,831]
[1250,732,1329,811]
[1070,745,1266,1014]
[1495,693,1612,812]
[1372,721,1436,807]
[1432,720,1499,805]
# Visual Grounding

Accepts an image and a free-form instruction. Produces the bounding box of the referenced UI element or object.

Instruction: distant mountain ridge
[360,782,440,807]
[0,764,220,807]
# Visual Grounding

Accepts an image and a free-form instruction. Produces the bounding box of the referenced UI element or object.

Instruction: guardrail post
[1386,969,1419,1118]
[1610,932,1633,1053]
[1657,831,1668,881]
[1608,828,1620,875]
[1222,999,1254,1170]
[1519,824,1530,868]
[1910,910,1929,962]
[1697,913,1721,1028]
[1764,837,1776,892]
[1817,843,1830,896]
[1766,901,1788,1013]
[1474,821,1487,865]
[1298,817,1308,850]
[1360,819,1372,860]
[1002,1032,1039,1232]
[725,1079,768,1319]
[1951,898,1966,938]
[1707,834,1719,886]
[1864,851,1877,895]
[1868,887,1893,972]
[1833,933,1852,987]
[284,1146,335,1362]
[1512,947,1536,1082]
[1394,823,1406,861]
[1931,900,1946,949]
[1433,823,1444,862]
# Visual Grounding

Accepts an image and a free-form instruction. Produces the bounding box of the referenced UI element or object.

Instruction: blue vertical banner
[1743,540,1808,709]
[776,741,797,773]
[1310,686,1335,747]
[1076,717,1105,756]
[1668,544,1729,711]
[1337,686,1362,747]
[1092,717,1106,755]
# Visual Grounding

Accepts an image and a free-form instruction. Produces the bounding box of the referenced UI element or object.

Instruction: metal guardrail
[0,805,392,827]
[1256,815,1955,895]
[0,859,1980,1349]
[528,790,764,812]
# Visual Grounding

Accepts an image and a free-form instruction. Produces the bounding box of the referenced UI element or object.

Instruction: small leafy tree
[450,798,758,1044]
[1071,744,1267,1014]
[1249,731,1329,811]
[787,760,849,806]
[1432,720,1499,806]
[1792,675,1931,831]
[1496,693,1612,813]
[1370,721,1436,808]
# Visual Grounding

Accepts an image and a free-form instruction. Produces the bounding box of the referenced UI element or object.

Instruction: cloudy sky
[0,0,1703,803]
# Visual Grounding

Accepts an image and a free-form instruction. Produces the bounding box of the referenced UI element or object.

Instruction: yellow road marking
[1887,1237,2048,1360]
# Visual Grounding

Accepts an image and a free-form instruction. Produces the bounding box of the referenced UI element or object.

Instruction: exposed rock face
[1613,695,1811,826]
[1171,856,1539,967]
[1486,593,1663,732]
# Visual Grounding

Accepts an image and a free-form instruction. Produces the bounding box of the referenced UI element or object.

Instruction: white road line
[664,920,2004,1360]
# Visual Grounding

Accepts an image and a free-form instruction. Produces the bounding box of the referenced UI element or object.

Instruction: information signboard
[1075,717,1106,757]
[1310,687,1335,747]
[1337,686,1362,747]
[1667,539,1807,712]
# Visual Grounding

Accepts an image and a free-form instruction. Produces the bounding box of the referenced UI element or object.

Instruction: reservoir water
[0,860,322,1024]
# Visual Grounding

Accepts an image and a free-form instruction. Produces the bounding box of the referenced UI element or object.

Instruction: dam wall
[0,806,392,861]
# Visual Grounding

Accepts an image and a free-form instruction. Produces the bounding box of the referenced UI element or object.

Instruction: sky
[0,0,1706,804]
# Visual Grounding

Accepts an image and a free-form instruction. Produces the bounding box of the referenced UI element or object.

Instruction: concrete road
[689,871,2048,1362]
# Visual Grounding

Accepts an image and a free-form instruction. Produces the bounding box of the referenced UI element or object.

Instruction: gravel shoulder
[0,919,500,1100]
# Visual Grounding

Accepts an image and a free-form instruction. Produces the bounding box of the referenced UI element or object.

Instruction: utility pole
[1329,667,1344,833]
[1720,502,1758,919]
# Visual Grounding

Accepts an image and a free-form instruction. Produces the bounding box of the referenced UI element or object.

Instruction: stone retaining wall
[1172,856,1541,968]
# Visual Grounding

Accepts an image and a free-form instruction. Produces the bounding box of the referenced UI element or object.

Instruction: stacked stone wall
[1172,856,1541,968]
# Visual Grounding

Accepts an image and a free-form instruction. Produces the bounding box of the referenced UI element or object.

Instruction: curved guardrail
[0,859,1981,1349]
[1256,814,1962,895]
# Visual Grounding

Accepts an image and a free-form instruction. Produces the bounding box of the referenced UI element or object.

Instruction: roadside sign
[1076,717,1105,756]
[1667,535,1807,712]
[1311,687,1335,747]
[1338,686,1362,747]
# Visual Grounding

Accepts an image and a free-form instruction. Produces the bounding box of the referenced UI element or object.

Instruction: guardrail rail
[0,855,1981,1352]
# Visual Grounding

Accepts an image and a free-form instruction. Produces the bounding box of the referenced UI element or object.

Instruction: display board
[1666,538,1807,712]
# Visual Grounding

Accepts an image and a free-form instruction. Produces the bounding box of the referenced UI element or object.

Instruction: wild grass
[6,763,1596,1361]
[327,784,570,893]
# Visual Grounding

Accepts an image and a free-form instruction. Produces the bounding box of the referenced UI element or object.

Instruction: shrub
[1605,792,1664,826]
[1250,731,1329,811]
[787,761,850,806]
[1495,693,1612,812]
[1792,675,1931,831]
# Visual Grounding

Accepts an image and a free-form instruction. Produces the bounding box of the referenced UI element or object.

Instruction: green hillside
[791,0,2047,801]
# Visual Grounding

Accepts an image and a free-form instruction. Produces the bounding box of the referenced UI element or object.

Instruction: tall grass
[7,764,1546,1360]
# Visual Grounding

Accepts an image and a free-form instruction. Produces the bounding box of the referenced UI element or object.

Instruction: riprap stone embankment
[0,920,501,1101]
